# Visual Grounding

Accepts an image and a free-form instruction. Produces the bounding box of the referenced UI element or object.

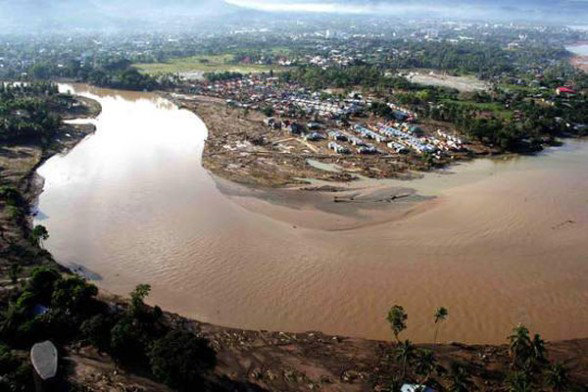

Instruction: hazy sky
[225,0,588,18]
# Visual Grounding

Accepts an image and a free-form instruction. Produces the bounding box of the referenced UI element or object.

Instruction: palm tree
[387,305,408,343]
[530,333,547,369]
[395,339,416,380]
[508,324,532,369]
[545,363,569,392]
[433,307,448,344]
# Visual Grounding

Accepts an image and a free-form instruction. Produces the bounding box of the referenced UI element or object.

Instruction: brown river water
[35,84,588,344]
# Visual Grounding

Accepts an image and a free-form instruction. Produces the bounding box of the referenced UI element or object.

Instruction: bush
[148,330,216,391]
[81,314,114,352]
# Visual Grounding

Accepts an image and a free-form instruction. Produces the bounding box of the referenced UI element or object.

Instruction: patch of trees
[385,305,573,391]
[0,269,217,391]
[204,71,244,82]
[26,59,159,91]
[427,92,588,151]
[0,83,61,143]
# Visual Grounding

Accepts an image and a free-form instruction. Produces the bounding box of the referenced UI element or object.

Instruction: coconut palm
[433,306,448,344]
[387,305,407,343]
[508,324,532,369]
[545,362,569,392]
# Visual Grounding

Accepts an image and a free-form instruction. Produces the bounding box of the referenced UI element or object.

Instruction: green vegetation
[135,54,283,76]
[0,83,60,143]
[387,305,408,343]
[0,271,216,391]
[433,307,448,345]
[382,305,580,391]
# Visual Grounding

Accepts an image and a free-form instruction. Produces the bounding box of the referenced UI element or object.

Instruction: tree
[544,362,569,392]
[26,267,61,303]
[387,305,407,343]
[31,225,49,246]
[130,284,151,316]
[529,333,547,369]
[80,314,113,352]
[508,324,532,369]
[148,330,217,391]
[433,307,448,344]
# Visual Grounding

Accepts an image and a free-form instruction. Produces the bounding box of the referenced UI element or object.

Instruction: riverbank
[67,308,588,391]
[0,94,101,283]
[170,94,484,189]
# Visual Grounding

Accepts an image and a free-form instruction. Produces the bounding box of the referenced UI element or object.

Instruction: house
[387,142,409,154]
[556,87,576,96]
[328,130,348,141]
[307,121,323,130]
[328,142,350,154]
[305,132,326,141]
[357,145,378,154]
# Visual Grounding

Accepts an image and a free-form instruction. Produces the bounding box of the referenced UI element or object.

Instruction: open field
[406,71,489,92]
[134,54,285,79]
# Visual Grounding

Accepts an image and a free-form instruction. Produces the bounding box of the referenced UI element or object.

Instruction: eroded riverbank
[35,84,588,346]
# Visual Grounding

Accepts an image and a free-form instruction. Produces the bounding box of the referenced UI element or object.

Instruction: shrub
[148,330,216,391]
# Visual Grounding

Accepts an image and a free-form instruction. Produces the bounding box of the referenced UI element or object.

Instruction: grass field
[442,99,514,120]
[134,54,285,77]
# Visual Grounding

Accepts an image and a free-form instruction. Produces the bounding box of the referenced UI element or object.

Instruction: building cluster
[288,96,364,118]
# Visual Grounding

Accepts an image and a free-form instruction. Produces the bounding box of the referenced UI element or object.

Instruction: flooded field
[35,84,588,344]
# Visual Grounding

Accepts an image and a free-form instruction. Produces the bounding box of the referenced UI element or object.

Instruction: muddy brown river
[35,84,588,344]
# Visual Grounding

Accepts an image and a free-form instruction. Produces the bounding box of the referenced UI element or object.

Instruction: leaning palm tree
[508,324,532,369]
[433,307,448,344]
[545,362,569,392]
